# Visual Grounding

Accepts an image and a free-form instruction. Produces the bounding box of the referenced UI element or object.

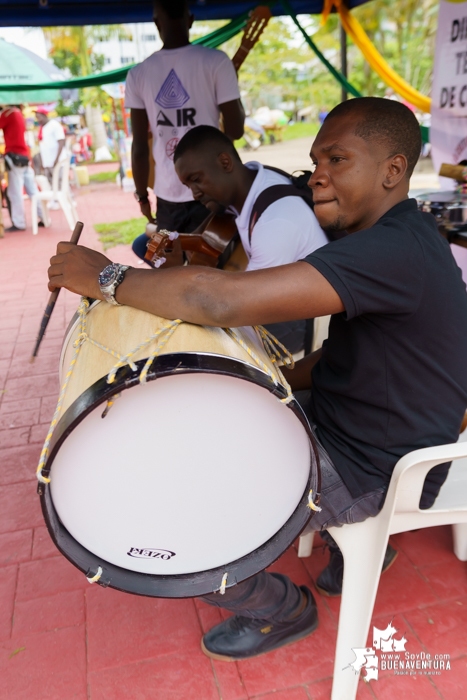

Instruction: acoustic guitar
[144,209,248,271]
[231,6,272,72]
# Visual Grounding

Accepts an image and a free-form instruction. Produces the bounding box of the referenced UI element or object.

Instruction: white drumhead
[50,372,311,575]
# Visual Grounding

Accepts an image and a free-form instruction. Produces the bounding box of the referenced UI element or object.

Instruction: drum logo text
[127,547,176,560]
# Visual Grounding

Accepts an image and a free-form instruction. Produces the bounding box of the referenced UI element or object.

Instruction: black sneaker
[201,586,318,661]
[5,225,26,232]
[38,220,45,227]
[316,542,398,597]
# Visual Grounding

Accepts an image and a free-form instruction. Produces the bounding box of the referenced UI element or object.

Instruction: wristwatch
[134,190,149,204]
[98,263,130,306]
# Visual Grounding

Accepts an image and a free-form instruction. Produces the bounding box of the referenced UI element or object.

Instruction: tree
[193,1,439,117]
[43,25,130,158]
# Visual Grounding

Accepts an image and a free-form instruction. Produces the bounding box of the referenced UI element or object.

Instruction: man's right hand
[140,198,155,224]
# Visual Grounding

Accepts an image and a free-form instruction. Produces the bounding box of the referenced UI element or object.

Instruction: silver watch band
[100,264,130,306]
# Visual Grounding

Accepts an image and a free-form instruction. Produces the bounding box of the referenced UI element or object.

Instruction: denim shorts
[304,425,386,532]
[294,391,386,532]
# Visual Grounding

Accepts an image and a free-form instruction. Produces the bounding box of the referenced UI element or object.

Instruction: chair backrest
[35,174,51,192]
[51,157,71,196]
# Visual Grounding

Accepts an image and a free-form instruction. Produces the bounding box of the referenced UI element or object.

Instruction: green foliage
[94,217,146,250]
[43,24,130,118]
[54,98,81,117]
[351,0,438,97]
[281,121,319,141]
[51,47,81,77]
[195,1,438,116]
[89,170,118,183]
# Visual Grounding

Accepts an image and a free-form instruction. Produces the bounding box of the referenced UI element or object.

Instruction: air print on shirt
[155,69,196,159]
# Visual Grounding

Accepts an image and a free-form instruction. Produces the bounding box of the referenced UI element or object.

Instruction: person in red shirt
[0,105,44,231]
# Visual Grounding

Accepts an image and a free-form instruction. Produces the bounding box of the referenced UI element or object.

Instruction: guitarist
[172,125,328,352]
[126,0,244,243]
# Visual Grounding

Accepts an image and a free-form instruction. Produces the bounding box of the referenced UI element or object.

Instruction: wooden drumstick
[30,221,84,362]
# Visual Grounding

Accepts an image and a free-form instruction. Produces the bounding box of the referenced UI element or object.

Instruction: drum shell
[59,301,278,415]
[41,302,320,598]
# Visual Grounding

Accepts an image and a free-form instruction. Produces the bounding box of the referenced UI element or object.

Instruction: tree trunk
[85,104,112,161]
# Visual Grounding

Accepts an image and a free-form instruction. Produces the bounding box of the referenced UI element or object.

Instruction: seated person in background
[49,98,467,661]
[134,125,328,353]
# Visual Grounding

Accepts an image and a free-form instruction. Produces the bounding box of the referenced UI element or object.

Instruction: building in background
[0,24,161,75]
[96,23,162,70]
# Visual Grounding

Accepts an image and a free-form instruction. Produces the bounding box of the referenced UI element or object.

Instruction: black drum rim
[38,353,321,598]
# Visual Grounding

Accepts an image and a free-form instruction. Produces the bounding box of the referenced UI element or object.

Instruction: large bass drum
[38,300,320,598]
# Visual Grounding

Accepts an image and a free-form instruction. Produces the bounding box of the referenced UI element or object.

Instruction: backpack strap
[248,174,314,243]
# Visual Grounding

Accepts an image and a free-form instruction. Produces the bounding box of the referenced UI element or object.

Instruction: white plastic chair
[298,432,467,700]
[31,159,78,235]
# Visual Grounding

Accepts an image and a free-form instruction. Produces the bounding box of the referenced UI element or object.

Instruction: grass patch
[94,217,146,250]
[281,122,319,141]
[89,170,118,183]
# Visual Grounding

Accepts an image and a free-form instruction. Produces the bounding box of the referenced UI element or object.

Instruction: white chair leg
[58,195,75,231]
[328,522,390,700]
[31,195,38,235]
[298,532,315,557]
[41,203,50,227]
[452,522,467,561]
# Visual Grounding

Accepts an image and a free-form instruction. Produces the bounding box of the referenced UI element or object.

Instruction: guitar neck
[231,6,272,72]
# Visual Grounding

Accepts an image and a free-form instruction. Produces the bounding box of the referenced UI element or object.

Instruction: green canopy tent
[0,37,76,104]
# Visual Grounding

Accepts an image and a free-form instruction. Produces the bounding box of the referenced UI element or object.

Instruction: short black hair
[325,97,421,178]
[174,125,241,164]
[153,0,189,20]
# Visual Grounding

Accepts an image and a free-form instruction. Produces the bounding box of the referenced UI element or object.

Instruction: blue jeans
[200,392,385,621]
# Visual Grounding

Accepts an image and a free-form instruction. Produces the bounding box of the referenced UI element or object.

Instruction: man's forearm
[132,141,150,196]
[48,244,344,331]
[116,266,237,326]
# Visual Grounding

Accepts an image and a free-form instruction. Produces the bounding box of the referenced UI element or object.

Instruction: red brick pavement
[0,182,466,699]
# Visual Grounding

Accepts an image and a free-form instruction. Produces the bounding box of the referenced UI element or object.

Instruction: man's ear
[383,154,408,189]
[218,152,234,173]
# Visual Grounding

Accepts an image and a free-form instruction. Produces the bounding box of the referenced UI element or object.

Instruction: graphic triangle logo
[155,69,190,109]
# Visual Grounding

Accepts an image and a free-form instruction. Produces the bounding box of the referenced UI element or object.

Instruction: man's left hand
[48,243,112,299]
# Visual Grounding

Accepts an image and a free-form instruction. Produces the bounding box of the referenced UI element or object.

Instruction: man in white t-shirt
[125,0,244,242]
[173,125,328,352]
[34,108,67,180]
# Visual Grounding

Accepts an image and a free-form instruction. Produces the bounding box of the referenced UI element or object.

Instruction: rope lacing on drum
[307,489,322,512]
[36,301,295,484]
[86,566,103,584]
[224,326,295,404]
[36,297,90,484]
[218,572,229,595]
[36,298,182,484]
[106,318,182,384]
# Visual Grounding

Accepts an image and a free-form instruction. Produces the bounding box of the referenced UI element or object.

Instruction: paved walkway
[0,164,466,700]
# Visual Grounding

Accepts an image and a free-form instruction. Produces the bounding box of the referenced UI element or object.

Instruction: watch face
[99,264,118,286]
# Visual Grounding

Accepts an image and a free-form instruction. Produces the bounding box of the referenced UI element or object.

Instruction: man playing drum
[48,98,467,661]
